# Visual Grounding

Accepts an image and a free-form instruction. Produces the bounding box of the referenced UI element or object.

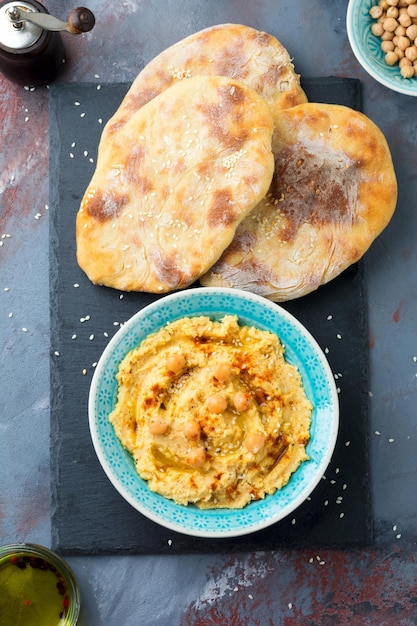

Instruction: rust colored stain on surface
[180,548,417,625]
[0,78,49,237]
[392,299,405,323]
[368,329,375,350]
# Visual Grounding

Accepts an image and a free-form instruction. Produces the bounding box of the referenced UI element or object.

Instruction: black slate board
[49,77,373,554]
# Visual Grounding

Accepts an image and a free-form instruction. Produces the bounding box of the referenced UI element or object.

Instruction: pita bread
[76,75,274,293]
[200,103,397,301]
[102,23,307,141]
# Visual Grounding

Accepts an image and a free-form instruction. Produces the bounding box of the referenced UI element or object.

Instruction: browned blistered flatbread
[102,23,307,141]
[76,75,274,293]
[200,103,397,301]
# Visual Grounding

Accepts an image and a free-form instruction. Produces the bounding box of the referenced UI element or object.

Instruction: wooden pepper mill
[0,1,95,85]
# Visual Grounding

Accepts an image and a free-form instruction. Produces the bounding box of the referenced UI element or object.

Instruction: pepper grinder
[0,1,95,86]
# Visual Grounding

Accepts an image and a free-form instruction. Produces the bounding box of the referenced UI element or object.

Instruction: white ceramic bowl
[347,0,417,96]
[89,288,339,538]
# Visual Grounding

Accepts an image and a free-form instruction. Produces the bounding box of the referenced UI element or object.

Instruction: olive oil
[0,544,80,626]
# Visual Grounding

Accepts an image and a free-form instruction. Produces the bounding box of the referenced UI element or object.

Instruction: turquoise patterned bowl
[347,0,417,96]
[89,288,339,538]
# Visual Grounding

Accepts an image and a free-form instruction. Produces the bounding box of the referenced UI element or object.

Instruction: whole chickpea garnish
[166,352,186,373]
[148,416,169,435]
[186,446,206,468]
[205,393,228,413]
[233,390,252,412]
[244,432,266,455]
[213,362,232,382]
[183,419,201,440]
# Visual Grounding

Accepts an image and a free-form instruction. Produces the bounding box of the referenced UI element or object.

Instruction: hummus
[109,315,312,509]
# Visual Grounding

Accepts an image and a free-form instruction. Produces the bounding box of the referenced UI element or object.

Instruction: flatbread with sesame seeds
[200,102,397,301]
[101,23,307,142]
[76,75,274,293]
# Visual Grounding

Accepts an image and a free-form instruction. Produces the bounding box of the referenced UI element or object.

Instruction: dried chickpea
[183,419,200,440]
[399,55,412,66]
[406,24,417,39]
[400,62,415,75]
[186,446,206,468]
[244,432,266,455]
[166,352,186,374]
[370,4,384,17]
[381,39,395,51]
[382,29,395,39]
[148,416,169,436]
[233,390,252,412]
[205,393,227,413]
[405,44,417,60]
[398,35,411,48]
[399,11,412,25]
[369,0,417,79]
[385,49,400,64]
[213,362,232,382]
[372,21,385,36]
[383,16,399,29]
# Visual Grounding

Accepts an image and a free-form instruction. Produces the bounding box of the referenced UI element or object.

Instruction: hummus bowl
[89,288,339,538]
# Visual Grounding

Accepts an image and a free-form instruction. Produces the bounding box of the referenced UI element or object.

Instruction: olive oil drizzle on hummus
[109,315,312,509]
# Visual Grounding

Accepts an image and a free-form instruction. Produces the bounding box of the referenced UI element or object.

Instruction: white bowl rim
[89,287,339,538]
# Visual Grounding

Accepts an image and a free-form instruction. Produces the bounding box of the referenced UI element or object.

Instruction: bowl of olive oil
[0,543,80,625]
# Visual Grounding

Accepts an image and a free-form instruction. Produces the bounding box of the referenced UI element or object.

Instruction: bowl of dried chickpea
[347,0,417,96]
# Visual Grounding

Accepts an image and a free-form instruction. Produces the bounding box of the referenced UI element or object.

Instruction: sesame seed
[54,350,60,356]
[22,327,28,332]
[82,369,87,375]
